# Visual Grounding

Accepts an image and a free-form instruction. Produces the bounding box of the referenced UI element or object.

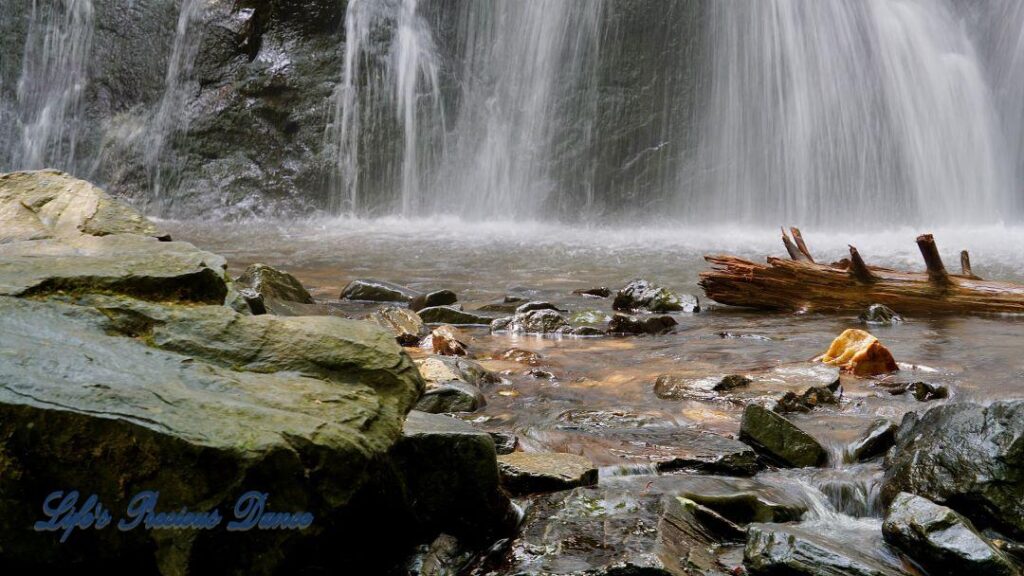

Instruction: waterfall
[8,0,94,172]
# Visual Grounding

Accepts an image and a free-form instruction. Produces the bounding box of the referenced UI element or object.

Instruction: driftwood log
[699,229,1024,314]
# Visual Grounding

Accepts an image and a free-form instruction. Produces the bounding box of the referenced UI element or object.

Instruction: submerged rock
[773,380,842,413]
[514,300,563,314]
[739,404,828,467]
[860,304,904,325]
[498,347,542,365]
[613,279,699,313]
[714,374,752,392]
[883,492,1019,576]
[847,419,898,463]
[881,401,1024,539]
[371,305,429,346]
[744,523,909,576]
[661,476,808,525]
[418,305,494,325]
[607,313,677,335]
[820,328,898,376]
[572,286,611,298]
[409,289,458,312]
[340,279,421,303]
[429,325,468,356]
[490,309,571,335]
[910,381,949,401]
[496,452,598,495]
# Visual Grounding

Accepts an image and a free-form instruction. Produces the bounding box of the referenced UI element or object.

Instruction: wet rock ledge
[0,171,514,574]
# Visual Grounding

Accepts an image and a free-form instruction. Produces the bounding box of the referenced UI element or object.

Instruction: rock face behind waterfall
[0,172,512,573]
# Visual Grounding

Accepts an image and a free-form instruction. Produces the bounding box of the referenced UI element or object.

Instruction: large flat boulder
[744,523,909,576]
[881,401,1024,539]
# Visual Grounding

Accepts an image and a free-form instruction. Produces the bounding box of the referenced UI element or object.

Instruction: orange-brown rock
[819,329,898,377]
[430,325,468,356]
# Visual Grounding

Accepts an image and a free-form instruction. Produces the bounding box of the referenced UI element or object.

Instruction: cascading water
[7,0,94,172]
[330,0,1023,226]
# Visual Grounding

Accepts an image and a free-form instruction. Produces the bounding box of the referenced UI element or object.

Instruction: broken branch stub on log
[699,231,1024,315]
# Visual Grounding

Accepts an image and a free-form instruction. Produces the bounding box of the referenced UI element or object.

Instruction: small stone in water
[515,301,563,314]
[430,325,467,356]
[910,381,948,401]
[527,368,555,379]
[713,374,752,392]
[607,313,677,335]
[859,303,904,325]
[572,287,611,298]
[409,289,458,312]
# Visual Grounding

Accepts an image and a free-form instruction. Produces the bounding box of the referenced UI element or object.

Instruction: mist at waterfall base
[1,0,1023,229]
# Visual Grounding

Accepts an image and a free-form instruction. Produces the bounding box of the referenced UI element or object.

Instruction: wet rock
[714,374,752,392]
[596,428,761,476]
[883,492,1019,576]
[237,287,266,315]
[515,300,563,314]
[744,523,909,576]
[572,286,611,298]
[490,432,519,455]
[654,374,716,400]
[847,419,898,463]
[607,313,678,335]
[773,380,842,413]
[860,304,904,326]
[475,301,521,314]
[499,348,542,365]
[526,368,555,379]
[571,325,606,337]
[501,486,730,575]
[739,404,828,467]
[910,381,948,401]
[418,305,494,325]
[490,309,571,335]
[370,305,429,346]
[409,289,458,312]
[416,356,500,388]
[414,381,486,414]
[340,279,421,303]
[429,325,468,356]
[235,262,313,307]
[390,411,517,544]
[820,328,898,376]
[496,452,598,495]
[403,533,477,576]
[570,309,609,325]
[881,401,1024,539]
[613,279,700,313]
[660,476,808,524]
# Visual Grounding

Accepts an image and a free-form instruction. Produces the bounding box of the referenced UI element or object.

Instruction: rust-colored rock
[819,329,898,377]
[430,325,468,356]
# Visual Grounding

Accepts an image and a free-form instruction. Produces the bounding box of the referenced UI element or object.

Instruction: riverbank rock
[820,329,898,376]
[744,523,909,576]
[883,492,1019,576]
[860,304,904,325]
[341,279,421,302]
[234,262,314,315]
[739,404,828,467]
[429,325,468,356]
[371,305,429,346]
[418,305,494,325]
[613,279,699,313]
[496,452,598,495]
[608,313,677,335]
[881,401,1024,539]
[409,289,458,312]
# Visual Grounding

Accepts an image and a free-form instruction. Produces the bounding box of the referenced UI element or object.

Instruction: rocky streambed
[1,171,1023,575]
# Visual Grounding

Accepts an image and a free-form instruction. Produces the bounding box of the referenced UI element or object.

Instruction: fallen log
[699,229,1024,315]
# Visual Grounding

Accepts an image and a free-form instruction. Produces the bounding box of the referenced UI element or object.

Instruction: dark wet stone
[497,452,598,495]
[652,476,808,525]
[745,523,909,576]
[739,404,828,468]
[860,304,904,326]
[340,279,421,303]
[881,401,1024,539]
[490,309,571,335]
[571,326,606,337]
[607,313,678,335]
[499,348,542,365]
[235,263,313,306]
[418,305,494,326]
[414,381,486,414]
[515,300,563,314]
[490,432,519,455]
[654,374,717,400]
[370,305,429,346]
[714,374,752,392]
[910,381,949,402]
[527,368,555,379]
[603,428,760,476]
[499,485,731,575]
[773,380,842,413]
[409,289,458,312]
[717,332,773,341]
[847,419,898,463]
[402,533,477,576]
[613,279,699,313]
[572,287,612,298]
[883,492,1018,576]
[238,287,266,315]
[391,412,517,545]
[430,325,468,356]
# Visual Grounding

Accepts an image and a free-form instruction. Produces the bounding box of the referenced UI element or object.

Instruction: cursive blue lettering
[34,491,111,543]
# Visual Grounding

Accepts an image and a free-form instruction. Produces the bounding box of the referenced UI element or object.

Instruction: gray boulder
[409,289,458,312]
[341,279,421,302]
[881,401,1024,539]
[883,492,1019,576]
[371,305,429,346]
[414,381,486,414]
[496,452,598,495]
[490,309,571,335]
[607,313,677,335]
[739,404,828,467]
[235,262,317,315]
[418,305,494,326]
[613,279,699,313]
[745,523,909,576]
[847,419,898,463]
